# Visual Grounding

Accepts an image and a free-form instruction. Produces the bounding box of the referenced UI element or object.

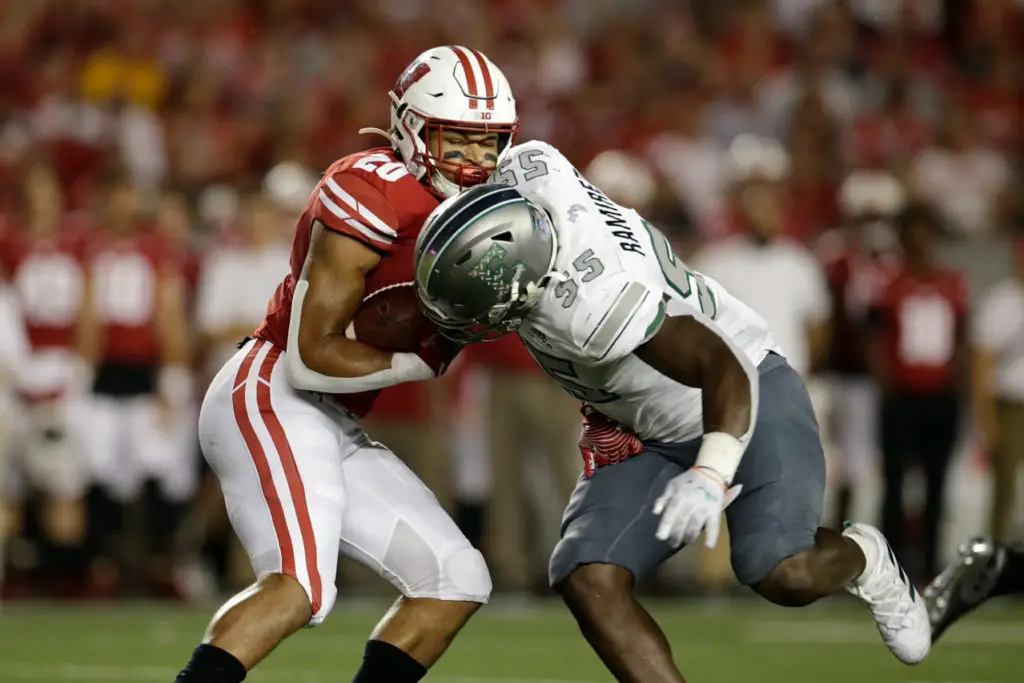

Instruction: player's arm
[863,287,892,392]
[803,256,833,373]
[74,264,101,386]
[573,275,757,484]
[634,311,758,484]
[969,286,1008,448]
[0,281,28,387]
[155,264,192,406]
[286,173,436,393]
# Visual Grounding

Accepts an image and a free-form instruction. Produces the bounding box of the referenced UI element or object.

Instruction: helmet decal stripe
[468,48,495,110]
[450,46,480,109]
[422,187,524,260]
[393,60,431,99]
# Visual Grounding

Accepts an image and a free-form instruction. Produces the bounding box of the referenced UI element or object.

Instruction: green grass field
[1,598,1020,682]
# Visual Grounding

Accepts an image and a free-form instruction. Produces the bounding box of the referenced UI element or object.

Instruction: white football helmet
[361,46,519,198]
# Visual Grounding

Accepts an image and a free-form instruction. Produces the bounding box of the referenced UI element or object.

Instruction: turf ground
[0,597,1020,683]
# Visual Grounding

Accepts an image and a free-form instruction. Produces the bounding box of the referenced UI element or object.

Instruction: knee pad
[439,546,491,603]
[400,543,492,604]
[381,518,491,603]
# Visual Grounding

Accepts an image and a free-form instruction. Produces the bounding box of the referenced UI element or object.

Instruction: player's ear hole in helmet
[360,46,519,199]
[413,185,561,343]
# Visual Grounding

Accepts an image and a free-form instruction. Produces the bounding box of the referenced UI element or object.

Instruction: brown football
[350,283,433,352]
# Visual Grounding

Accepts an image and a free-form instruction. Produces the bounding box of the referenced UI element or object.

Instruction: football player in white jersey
[414,141,931,679]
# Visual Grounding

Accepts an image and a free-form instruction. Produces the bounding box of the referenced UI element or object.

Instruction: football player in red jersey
[816,170,903,528]
[175,47,518,683]
[866,204,968,581]
[0,163,91,595]
[149,189,204,596]
[80,172,192,596]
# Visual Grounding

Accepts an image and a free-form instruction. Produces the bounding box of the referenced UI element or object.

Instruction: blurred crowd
[1,0,1023,601]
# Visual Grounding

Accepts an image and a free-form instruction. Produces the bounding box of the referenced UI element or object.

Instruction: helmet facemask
[394,103,519,198]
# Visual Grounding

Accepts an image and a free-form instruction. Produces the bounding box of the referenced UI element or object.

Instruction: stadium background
[0,0,1022,681]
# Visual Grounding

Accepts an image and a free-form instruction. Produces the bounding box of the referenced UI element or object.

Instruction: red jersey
[871,267,968,394]
[817,229,901,375]
[372,383,429,422]
[87,231,176,365]
[0,228,86,400]
[254,147,440,418]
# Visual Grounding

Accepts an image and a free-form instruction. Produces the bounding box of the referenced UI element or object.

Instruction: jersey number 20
[353,154,410,182]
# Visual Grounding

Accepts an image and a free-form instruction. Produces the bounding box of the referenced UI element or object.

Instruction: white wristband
[390,352,435,383]
[695,432,747,484]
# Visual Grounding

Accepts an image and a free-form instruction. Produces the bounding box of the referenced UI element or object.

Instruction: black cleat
[923,537,1006,644]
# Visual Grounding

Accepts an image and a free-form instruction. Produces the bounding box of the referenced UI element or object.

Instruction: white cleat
[843,522,930,664]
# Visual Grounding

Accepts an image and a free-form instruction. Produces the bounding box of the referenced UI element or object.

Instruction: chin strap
[357,126,395,143]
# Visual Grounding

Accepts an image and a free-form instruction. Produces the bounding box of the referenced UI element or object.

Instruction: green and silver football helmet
[415,184,558,342]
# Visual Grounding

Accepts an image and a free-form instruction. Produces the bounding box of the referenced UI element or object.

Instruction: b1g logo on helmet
[394,61,431,98]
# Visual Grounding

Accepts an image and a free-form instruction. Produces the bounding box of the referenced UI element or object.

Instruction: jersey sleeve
[799,250,832,323]
[312,171,401,253]
[971,284,1017,351]
[571,276,666,365]
[194,251,235,332]
[489,140,578,189]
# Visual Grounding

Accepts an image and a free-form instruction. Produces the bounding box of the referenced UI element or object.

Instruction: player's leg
[518,375,581,582]
[338,437,491,681]
[485,370,531,591]
[176,341,344,682]
[988,400,1023,542]
[879,392,910,563]
[725,357,861,607]
[842,376,883,526]
[925,538,1024,642]
[0,396,22,598]
[927,403,1024,641]
[550,452,689,683]
[24,400,90,592]
[82,394,138,594]
[137,391,200,594]
[726,355,928,664]
[920,393,958,579]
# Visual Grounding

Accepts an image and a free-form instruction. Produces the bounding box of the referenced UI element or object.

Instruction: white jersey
[488,141,779,442]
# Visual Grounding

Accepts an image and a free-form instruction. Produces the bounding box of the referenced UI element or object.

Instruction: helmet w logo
[394,61,431,98]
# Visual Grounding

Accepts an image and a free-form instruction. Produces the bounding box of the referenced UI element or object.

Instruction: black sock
[176,643,246,683]
[455,501,485,548]
[994,547,1024,597]
[148,489,187,554]
[352,639,427,683]
[49,543,87,582]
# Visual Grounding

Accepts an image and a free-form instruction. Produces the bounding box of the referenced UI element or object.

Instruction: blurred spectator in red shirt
[816,169,904,528]
[867,204,969,580]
